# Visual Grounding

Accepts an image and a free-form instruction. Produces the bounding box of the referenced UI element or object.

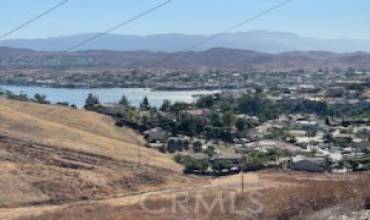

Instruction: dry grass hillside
[0,98,369,220]
[3,171,369,220]
[0,98,181,170]
[0,99,195,209]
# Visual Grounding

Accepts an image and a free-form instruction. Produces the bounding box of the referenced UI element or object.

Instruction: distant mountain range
[1,47,370,72]
[1,31,370,53]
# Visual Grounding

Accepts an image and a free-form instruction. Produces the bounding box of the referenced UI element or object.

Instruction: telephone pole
[241,156,247,193]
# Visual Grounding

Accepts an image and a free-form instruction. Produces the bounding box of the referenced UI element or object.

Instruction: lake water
[0,85,219,108]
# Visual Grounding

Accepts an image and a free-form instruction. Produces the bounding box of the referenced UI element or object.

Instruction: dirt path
[0,173,287,220]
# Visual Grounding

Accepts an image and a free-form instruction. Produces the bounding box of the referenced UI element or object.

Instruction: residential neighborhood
[70,68,370,175]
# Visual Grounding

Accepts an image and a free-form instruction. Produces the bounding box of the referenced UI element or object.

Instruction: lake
[0,85,219,108]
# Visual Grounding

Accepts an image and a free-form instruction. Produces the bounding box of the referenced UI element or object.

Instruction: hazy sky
[1,0,369,39]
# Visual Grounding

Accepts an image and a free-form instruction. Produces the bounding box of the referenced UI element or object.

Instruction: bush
[174,154,191,165]
[32,93,50,104]
[84,93,101,111]
[211,160,233,172]
[4,90,30,102]
[184,158,209,173]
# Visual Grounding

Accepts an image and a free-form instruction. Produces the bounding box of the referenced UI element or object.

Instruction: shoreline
[0,84,221,92]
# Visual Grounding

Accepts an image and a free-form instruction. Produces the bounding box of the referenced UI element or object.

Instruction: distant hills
[1,47,370,72]
[1,31,370,53]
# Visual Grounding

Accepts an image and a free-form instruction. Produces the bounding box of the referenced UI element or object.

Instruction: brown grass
[1,99,370,220]
[0,136,192,209]
[0,98,181,170]
[12,172,370,220]
[0,99,196,216]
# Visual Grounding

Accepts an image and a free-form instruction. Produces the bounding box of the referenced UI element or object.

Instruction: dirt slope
[1,171,369,220]
[0,99,193,209]
[0,99,369,220]
[0,98,181,170]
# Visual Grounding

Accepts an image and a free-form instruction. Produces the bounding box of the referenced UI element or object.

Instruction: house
[333,133,354,145]
[290,156,325,172]
[184,109,210,117]
[147,142,165,152]
[160,112,177,121]
[212,154,243,167]
[167,137,189,153]
[192,141,203,153]
[144,127,168,143]
[236,114,259,124]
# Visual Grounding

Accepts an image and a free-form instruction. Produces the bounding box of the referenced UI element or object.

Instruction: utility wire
[62,0,173,53]
[135,0,293,69]
[0,0,70,41]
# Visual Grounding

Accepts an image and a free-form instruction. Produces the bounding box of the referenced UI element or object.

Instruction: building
[192,141,203,153]
[167,137,189,153]
[184,109,210,117]
[144,127,168,143]
[290,156,325,172]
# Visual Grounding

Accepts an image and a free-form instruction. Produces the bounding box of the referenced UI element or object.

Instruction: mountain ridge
[1,46,370,72]
[1,31,370,53]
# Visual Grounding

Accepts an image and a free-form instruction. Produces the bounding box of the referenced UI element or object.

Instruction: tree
[169,102,189,113]
[323,156,334,171]
[237,94,276,121]
[84,93,100,110]
[324,133,333,143]
[203,125,222,140]
[209,112,224,127]
[212,160,232,172]
[266,149,283,166]
[222,110,236,127]
[32,93,50,104]
[5,91,29,102]
[196,95,215,108]
[235,118,246,132]
[204,145,216,157]
[119,94,129,106]
[184,158,209,173]
[140,96,150,110]
[160,100,171,112]
[141,115,149,126]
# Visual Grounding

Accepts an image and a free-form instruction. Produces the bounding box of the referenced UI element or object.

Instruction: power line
[134,0,293,69]
[0,0,70,41]
[62,0,173,53]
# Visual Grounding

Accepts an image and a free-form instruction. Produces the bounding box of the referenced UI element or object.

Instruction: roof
[144,127,168,140]
[185,109,210,117]
[213,154,243,160]
[292,155,325,163]
[168,137,189,142]
[245,140,303,153]
[191,153,208,160]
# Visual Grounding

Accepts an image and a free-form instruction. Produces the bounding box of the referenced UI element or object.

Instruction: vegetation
[118,94,130,106]
[140,96,150,111]
[32,93,50,104]
[84,93,101,111]
[0,89,52,105]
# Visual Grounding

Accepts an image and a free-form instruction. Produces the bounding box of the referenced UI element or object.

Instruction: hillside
[0,99,369,219]
[0,99,192,208]
[1,47,370,72]
[0,98,182,169]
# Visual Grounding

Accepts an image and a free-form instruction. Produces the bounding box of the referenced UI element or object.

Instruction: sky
[0,0,369,40]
